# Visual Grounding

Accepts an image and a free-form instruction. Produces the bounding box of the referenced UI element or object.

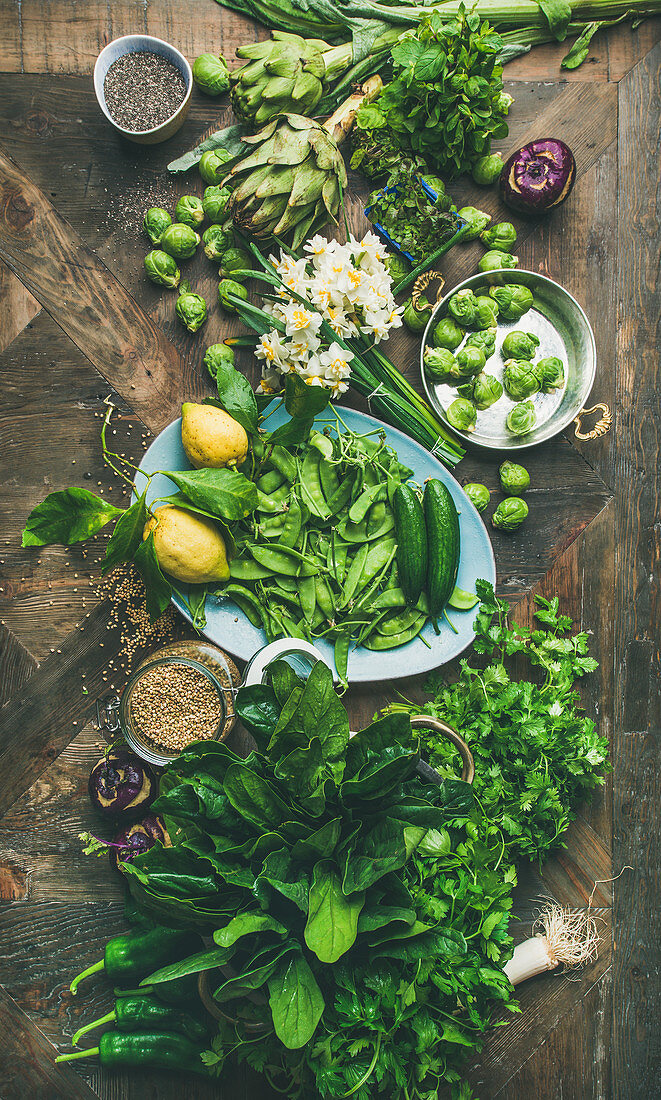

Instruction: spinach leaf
[535,0,572,39]
[235,683,281,748]
[254,849,310,913]
[268,953,324,1049]
[22,488,121,546]
[345,712,412,778]
[213,946,291,1002]
[102,492,147,573]
[165,468,257,521]
[224,763,290,831]
[340,742,419,802]
[342,820,408,894]
[291,817,341,863]
[304,860,364,963]
[274,737,324,793]
[561,21,601,69]
[132,532,172,620]
[141,944,236,986]
[213,912,287,948]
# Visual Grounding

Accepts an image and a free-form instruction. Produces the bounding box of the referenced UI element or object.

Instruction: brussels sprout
[480,221,517,252]
[455,344,486,378]
[478,250,519,273]
[458,371,503,410]
[204,342,235,380]
[219,278,248,313]
[497,92,514,116]
[499,461,530,495]
[192,52,230,96]
[492,497,529,531]
[218,247,253,282]
[433,317,464,350]
[160,223,200,260]
[202,224,234,262]
[472,153,504,186]
[464,483,490,512]
[448,289,480,327]
[446,397,477,433]
[457,206,491,241]
[473,295,499,330]
[506,399,537,436]
[489,284,534,322]
[423,346,457,382]
[199,148,232,185]
[175,280,207,333]
[501,330,540,360]
[503,360,541,400]
[385,254,410,284]
[174,195,205,229]
[537,356,565,393]
[202,185,232,225]
[465,327,497,359]
[144,249,180,289]
[143,207,172,246]
[403,294,432,333]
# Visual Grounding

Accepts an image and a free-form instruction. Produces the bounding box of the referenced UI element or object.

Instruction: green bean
[257,469,285,494]
[279,494,302,548]
[299,576,316,623]
[229,558,273,581]
[224,584,265,628]
[319,456,340,503]
[363,614,427,649]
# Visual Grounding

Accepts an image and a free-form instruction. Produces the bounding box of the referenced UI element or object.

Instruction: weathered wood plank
[0,621,37,709]
[0,259,39,354]
[0,146,187,434]
[613,42,661,1100]
[0,985,101,1100]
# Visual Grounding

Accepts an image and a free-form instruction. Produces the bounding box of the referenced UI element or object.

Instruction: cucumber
[423,479,460,618]
[392,485,427,606]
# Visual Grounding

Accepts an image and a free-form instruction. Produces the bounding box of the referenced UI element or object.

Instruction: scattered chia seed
[104,52,187,133]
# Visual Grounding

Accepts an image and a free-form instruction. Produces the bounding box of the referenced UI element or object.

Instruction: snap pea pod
[338,512,395,543]
[372,588,429,613]
[249,545,317,577]
[349,483,384,525]
[363,613,427,650]
[279,495,302,548]
[256,469,285,495]
[314,574,335,620]
[340,544,370,608]
[276,575,299,593]
[334,633,350,686]
[258,514,288,538]
[326,474,355,517]
[367,499,387,537]
[299,449,330,520]
[255,488,285,514]
[309,430,333,459]
[224,584,265,628]
[319,456,340,502]
[229,558,273,581]
[359,538,397,588]
[268,445,297,482]
[299,576,316,623]
[377,607,425,636]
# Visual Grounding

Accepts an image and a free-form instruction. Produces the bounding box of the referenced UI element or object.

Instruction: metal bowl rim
[419,268,597,451]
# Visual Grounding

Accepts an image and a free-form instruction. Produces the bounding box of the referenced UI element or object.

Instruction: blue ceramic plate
[138,406,496,683]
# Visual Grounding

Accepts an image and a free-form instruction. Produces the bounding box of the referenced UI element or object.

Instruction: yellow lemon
[181,402,249,469]
[143,505,230,584]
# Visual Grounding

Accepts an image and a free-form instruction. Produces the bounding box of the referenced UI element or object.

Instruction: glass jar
[120,640,240,766]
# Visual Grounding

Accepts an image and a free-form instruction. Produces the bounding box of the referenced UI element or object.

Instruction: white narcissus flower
[254,331,288,367]
[281,301,323,338]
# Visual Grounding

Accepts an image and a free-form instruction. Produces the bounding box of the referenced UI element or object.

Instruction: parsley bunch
[398,581,609,864]
[352,5,509,180]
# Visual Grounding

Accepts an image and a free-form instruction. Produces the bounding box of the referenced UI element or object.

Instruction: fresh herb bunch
[391,581,609,864]
[367,162,460,261]
[114,659,517,1098]
[353,6,509,180]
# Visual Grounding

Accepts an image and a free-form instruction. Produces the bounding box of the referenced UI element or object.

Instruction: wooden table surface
[0,4,658,1098]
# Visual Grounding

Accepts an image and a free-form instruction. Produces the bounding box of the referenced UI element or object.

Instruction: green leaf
[213,911,287,947]
[268,953,324,1049]
[132,533,172,620]
[223,763,290,831]
[165,468,257,521]
[22,488,121,546]
[235,684,280,749]
[167,123,246,174]
[342,820,408,893]
[304,860,364,963]
[535,0,572,39]
[142,945,235,986]
[102,493,148,574]
[267,417,314,446]
[561,21,601,68]
[284,374,330,420]
[208,362,258,434]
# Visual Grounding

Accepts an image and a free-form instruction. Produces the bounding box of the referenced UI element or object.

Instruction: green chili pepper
[71,995,210,1046]
[55,1031,209,1074]
[69,928,201,996]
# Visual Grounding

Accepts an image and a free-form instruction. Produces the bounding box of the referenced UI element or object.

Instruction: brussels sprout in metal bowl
[420,269,600,452]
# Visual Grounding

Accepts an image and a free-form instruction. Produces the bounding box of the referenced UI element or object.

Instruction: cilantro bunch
[401,581,609,864]
[352,5,509,180]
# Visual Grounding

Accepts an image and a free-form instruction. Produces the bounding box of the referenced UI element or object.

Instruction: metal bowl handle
[573,402,612,441]
[412,271,445,311]
[410,715,475,785]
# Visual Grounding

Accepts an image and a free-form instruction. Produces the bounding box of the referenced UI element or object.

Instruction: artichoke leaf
[255,169,297,200]
[273,199,317,239]
[232,164,273,204]
[240,118,280,146]
[288,168,325,207]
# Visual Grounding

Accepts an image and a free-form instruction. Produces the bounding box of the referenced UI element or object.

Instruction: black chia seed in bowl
[104,51,187,132]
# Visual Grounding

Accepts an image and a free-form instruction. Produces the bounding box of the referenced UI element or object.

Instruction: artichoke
[222,114,347,250]
[231,32,351,127]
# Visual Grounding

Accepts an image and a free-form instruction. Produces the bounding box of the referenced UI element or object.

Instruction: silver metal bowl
[420,269,600,451]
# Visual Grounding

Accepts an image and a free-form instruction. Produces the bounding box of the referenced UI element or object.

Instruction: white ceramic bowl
[93,34,193,145]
